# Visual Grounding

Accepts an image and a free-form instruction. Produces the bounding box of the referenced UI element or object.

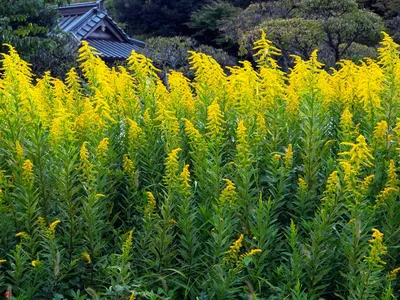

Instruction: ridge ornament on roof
[57,0,145,60]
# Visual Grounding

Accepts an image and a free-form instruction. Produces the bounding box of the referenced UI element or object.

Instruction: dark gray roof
[58,7,107,41]
[87,39,141,60]
[56,1,145,59]
[58,1,103,16]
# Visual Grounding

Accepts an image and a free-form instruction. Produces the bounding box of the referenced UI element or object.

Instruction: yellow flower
[339,135,374,176]
[272,153,281,162]
[80,141,96,183]
[240,249,262,260]
[378,32,400,69]
[179,164,191,196]
[96,138,109,159]
[255,113,267,139]
[322,171,339,206]
[0,259,6,264]
[387,160,398,188]
[143,108,153,127]
[127,119,145,150]
[129,292,135,300]
[206,99,224,140]
[123,155,135,174]
[184,118,207,154]
[164,148,181,188]
[365,228,387,268]
[284,144,293,169]
[244,249,262,257]
[188,51,227,101]
[169,71,195,117]
[235,120,251,168]
[15,231,27,238]
[236,120,247,143]
[144,192,156,216]
[15,140,24,162]
[80,141,90,162]
[375,161,398,208]
[82,252,91,264]
[38,216,46,228]
[168,218,177,225]
[253,29,281,68]
[219,179,237,206]
[31,260,41,267]
[375,187,398,208]
[373,120,388,146]
[49,219,61,232]
[298,178,307,192]
[155,102,180,148]
[122,230,133,257]
[22,159,34,184]
[388,267,400,281]
[339,108,358,139]
[225,234,244,263]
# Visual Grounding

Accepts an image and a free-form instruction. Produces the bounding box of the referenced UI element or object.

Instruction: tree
[255,18,325,70]
[0,0,76,77]
[188,1,241,49]
[109,0,210,37]
[358,0,400,42]
[224,0,383,67]
[218,2,274,55]
[301,0,384,62]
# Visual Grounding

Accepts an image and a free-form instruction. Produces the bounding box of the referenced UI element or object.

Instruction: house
[57,1,145,61]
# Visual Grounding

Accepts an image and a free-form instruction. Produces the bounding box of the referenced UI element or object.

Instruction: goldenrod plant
[2,33,400,298]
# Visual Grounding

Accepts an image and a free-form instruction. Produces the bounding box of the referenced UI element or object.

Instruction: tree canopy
[0,0,75,77]
[109,0,210,36]
[110,0,387,69]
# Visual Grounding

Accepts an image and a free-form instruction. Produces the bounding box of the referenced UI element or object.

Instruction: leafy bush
[0,0,76,77]
[144,36,237,78]
[0,31,400,299]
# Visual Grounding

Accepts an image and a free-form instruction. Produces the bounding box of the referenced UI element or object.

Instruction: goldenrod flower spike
[122,230,134,257]
[388,267,400,281]
[164,148,182,188]
[15,232,26,238]
[15,141,24,162]
[123,155,135,175]
[49,220,61,233]
[206,99,224,140]
[179,164,191,196]
[253,29,281,68]
[31,260,41,267]
[225,234,244,263]
[22,159,34,184]
[365,228,387,268]
[144,192,157,216]
[284,144,293,169]
[82,252,91,264]
[219,179,237,206]
[378,32,400,69]
[96,138,109,159]
[129,292,135,300]
[339,135,374,170]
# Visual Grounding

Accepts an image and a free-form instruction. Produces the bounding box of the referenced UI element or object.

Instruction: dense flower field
[0,31,400,299]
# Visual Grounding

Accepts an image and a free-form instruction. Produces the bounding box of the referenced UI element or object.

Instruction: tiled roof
[57,1,102,15]
[58,7,107,41]
[56,1,145,60]
[87,39,141,59]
